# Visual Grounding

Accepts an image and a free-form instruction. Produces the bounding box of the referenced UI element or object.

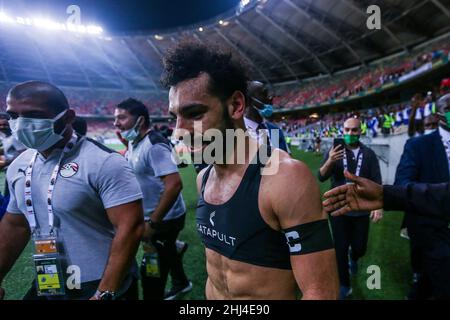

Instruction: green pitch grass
[2,148,411,300]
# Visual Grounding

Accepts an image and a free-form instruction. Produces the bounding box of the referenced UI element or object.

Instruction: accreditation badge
[32,231,66,296]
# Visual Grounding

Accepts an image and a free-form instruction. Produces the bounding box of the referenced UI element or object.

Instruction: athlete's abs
[204,248,297,300]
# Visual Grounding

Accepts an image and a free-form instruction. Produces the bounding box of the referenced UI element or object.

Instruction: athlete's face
[113,108,137,131]
[168,72,246,154]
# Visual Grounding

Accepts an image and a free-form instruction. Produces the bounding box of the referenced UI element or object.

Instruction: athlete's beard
[190,104,236,165]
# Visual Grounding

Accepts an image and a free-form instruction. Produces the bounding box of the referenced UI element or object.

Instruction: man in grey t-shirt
[0,81,144,300]
[114,98,191,300]
[0,112,26,221]
[0,112,26,169]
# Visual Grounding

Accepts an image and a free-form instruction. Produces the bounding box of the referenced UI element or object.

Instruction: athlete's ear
[227,90,246,121]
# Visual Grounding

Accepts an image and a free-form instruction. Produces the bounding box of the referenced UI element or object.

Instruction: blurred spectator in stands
[382,111,395,136]
[408,93,425,137]
[423,91,437,118]
[441,78,450,96]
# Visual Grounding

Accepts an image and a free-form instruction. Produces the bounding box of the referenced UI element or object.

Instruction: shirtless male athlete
[161,41,339,300]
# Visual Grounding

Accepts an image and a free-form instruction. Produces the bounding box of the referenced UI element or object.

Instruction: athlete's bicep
[268,158,339,299]
[291,250,339,300]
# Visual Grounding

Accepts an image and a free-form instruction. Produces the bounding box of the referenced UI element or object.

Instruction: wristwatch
[96,290,116,300]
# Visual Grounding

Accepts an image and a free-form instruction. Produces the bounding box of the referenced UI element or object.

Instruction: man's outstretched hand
[323,170,384,216]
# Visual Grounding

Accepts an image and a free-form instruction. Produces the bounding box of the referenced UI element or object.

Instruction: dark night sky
[0,0,240,34]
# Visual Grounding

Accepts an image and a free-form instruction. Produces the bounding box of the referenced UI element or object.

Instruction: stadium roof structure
[129,0,450,85]
[0,0,449,91]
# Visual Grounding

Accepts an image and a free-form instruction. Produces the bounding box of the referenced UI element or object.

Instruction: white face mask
[9,110,67,151]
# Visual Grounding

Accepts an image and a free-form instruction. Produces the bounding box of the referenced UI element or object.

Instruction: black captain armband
[283,219,334,255]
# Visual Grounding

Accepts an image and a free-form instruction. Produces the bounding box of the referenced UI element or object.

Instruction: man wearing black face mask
[244,81,290,154]
[0,81,144,300]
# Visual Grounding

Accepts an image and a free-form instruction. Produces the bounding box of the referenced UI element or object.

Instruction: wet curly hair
[160,40,249,103]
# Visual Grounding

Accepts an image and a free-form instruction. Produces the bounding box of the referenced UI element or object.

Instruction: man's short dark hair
[116,98,150,127]
[7,81,69,115]
[160,40,249,103]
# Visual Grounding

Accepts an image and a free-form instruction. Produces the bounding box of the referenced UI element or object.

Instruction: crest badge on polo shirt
[59,162,79,178]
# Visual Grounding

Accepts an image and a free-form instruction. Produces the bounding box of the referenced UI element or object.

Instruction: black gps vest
[196,146,291,269]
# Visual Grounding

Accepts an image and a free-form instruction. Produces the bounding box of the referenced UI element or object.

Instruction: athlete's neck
[41,126,74,158]
[213,135,257,178]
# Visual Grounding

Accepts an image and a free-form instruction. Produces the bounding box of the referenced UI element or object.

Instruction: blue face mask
[251,97,273,118]
[255,104,273,118]
[9,110,67,151]
[121,116,142,141]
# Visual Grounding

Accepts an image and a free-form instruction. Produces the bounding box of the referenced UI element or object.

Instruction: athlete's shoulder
[263,148,318,194]
[264,148,309,175]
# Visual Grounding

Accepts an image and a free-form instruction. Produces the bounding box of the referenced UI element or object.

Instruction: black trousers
[330,214,370,287]
[141,214,189,300]
[407,218,450,299]
[23,278,139,300]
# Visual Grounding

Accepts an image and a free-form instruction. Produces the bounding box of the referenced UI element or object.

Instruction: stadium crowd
[273,37,450,109]
[276,86,445,142]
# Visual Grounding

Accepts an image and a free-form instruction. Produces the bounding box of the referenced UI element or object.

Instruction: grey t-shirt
[126,131,186,221]
[7,136,143,286]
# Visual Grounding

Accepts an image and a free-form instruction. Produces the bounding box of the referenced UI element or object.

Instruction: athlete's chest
[203,178,241,204]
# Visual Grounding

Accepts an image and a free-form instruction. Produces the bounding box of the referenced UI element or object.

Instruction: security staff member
[393,93,450,300]
[318,117,382,299]
[0,81,144,300]
[323,170,450,299]
[114,98,191,300]
[163,41,338,300]
[244,81,291,154]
